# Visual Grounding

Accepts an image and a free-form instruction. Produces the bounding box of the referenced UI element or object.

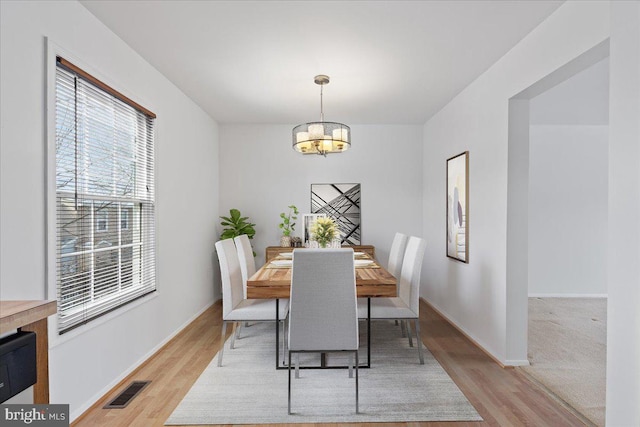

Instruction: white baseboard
[505,359,530,366]
[421,298,509,367]
[70,299,216,422]
[528,293,608,298]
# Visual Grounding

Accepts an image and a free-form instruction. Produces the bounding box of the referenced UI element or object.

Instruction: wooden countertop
[0,300,57,333]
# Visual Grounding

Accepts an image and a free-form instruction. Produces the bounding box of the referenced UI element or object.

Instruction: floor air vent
[104,381,151,409]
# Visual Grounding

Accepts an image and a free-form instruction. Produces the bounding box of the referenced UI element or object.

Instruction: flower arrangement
[310,217,338,248]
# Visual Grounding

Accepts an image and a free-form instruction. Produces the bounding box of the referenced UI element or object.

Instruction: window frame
[46,41,158,341]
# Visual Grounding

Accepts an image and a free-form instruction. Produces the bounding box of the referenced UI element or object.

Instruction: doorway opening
[506,40,609,426]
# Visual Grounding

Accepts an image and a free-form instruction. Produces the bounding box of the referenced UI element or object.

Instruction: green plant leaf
[220,230,236,239]
[220,208,256,240]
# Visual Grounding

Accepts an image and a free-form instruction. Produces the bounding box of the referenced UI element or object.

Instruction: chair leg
[217,322,227,367]
[414,319,424,365]
[281,320,287,363]
[235,321,242,340]
[295,354,300,379]
[348,353,354,378]
[288,351,292,414]
[407,321,414,347]
[400,319,407,337]
[230,322,237,349]
[355,351,359,414]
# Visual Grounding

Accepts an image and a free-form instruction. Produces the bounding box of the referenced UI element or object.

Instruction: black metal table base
[275,298,371,370]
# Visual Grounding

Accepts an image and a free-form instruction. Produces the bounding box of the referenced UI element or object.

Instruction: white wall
[218,124,423,266]
[421,1,610,364]
[529,58,609,126]
[528,125,608,295]
[606,1,640,424]
[0,0,219,420]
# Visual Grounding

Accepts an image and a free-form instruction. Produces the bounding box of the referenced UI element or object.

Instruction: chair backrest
[234,234,256,298]
[398,236,427,315]
[215,238,244,319]
[388,232,408,280]
[288,248,358,352]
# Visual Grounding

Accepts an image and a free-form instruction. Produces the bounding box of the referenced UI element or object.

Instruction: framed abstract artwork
[311,183,361,245]
[447,151,469,263]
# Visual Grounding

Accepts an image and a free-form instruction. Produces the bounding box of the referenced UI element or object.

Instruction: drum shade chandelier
[292,75,350,157]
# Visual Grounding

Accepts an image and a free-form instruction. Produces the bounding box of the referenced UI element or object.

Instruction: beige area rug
[166,320,482,425]
[523,297,606,426]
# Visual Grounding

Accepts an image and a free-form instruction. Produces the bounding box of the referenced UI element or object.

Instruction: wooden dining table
[246,249,396,369]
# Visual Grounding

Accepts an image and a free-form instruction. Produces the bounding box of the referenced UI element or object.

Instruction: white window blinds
[55,57,156,333]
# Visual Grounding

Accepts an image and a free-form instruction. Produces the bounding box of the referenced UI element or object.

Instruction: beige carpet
[523,297,606,426]
[166,320,482,425]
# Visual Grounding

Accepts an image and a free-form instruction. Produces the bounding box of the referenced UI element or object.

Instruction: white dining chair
[357,236,427,364]
[388,232,408,279]
[234,234,256,299]
[215,238,289,367]
[386,232,408,331]
[287,248,359,414]
[234,234,257,334]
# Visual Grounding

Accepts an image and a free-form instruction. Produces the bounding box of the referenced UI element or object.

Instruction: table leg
[20,318,50,404]
[367,297,371,368]
[275,298,280,369]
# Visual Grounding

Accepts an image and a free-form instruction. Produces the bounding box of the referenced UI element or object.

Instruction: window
[121,208,129,230]
[55,57,156,333]
[96,210,108,232]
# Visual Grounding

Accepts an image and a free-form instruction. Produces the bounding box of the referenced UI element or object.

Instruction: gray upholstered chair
[215,238,288,367]
[357,236,427,364]
[287,248,359,414]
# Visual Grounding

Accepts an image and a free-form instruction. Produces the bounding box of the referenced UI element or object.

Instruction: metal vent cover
[104,381,150,409]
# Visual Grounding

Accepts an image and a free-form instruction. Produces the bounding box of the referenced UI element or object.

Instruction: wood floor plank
[72,300,587,427]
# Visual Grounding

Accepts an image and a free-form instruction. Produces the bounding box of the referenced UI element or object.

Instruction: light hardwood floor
[72,300,586,427]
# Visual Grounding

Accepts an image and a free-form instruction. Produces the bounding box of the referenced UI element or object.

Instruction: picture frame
[311,183,361,245]
[300,213,326,245]
[447,151,469,263]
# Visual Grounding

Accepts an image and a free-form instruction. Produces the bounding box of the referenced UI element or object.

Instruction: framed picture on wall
[311,183,361,245]
[300,213,326,245]
[447,151,469,263]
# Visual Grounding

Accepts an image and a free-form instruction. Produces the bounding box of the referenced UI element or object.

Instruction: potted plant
[220,208,256,254]
[278,205,299,247]
[310,216,338,248]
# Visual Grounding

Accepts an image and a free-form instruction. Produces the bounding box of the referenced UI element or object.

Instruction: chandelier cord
[319,83,324,122]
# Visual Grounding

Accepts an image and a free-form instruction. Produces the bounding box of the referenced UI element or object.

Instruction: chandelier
[292,75,350,156]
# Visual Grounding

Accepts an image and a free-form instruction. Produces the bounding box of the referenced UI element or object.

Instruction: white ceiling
[80,0,563,125]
